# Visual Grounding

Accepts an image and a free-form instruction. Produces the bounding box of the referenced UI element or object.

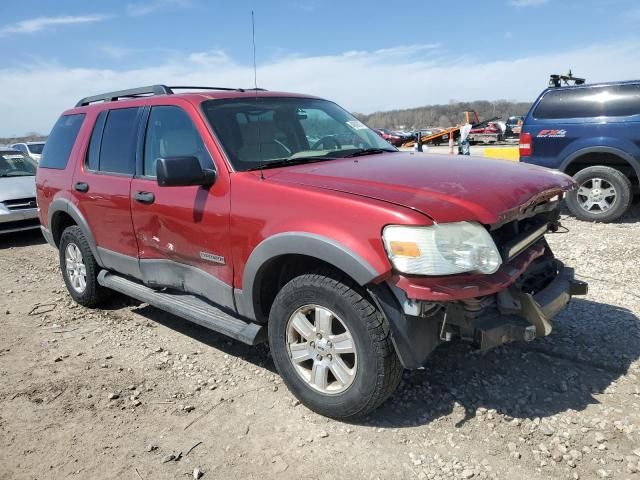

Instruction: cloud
[508,0,549,6]
[126,0,190,16]
[0,14,109,36]
[0,39,638,136]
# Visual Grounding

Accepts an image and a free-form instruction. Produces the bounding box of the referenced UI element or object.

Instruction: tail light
[519,132,533,157]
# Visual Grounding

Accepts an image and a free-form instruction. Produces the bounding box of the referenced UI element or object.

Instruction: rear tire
[59,225,110,307]
[268,271,402,418]
[566,165,632,222]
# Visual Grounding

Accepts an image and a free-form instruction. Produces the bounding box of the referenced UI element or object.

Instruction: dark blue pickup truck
[520,80,640,222]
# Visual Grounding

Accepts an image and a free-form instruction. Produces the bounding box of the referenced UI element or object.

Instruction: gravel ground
[1,206,639,480]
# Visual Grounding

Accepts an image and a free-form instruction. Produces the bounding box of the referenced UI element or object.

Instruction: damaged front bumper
[463,263,587,351]
[370,244,588,369]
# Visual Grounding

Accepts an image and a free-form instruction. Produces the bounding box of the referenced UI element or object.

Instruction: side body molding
[47,198,104,267]
[235,232,383,321]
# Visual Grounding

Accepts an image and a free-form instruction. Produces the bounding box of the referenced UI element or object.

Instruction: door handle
[134,191,155,204]
[74,182,89,193]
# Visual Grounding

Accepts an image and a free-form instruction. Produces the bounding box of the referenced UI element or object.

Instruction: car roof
[541,79,640,94]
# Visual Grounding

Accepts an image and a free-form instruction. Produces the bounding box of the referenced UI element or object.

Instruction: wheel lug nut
[327,354,333,361]
[316,333,322,339]
[316,354,322,361]
[309,341,315,348]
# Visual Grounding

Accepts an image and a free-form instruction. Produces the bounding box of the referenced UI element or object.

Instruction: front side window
[28,143,45,155]
[143,106,210,177]
[202,97,395,171]
[0,151,37,177]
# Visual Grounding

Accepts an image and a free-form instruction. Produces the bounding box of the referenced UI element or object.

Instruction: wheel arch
[235,233,384,322]
[48,198,103,266]
[560,146,640,183]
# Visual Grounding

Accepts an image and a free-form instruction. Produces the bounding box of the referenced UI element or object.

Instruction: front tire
[59,225,110,307]
[268,271,402,418]
[566,165,632,222]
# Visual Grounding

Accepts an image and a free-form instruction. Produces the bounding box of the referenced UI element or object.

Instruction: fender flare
[48,198,104,266]
[235,232,382,321]
[560,146,640,178]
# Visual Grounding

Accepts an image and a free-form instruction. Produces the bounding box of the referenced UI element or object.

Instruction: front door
[130,104,234,310]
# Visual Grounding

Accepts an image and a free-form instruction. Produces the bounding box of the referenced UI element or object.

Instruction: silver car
[9,141,45,162]
[0,149,40,234]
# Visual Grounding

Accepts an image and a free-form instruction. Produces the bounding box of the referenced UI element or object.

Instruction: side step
[98,270,266,345]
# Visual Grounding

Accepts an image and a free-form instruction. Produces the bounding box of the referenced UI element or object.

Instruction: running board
[97,270,266,345]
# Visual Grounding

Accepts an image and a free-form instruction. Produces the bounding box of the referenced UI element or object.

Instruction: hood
[265,152,574,224]
[0,175,36,203]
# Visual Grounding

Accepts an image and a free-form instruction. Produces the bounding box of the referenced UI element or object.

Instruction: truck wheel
[566,166,632,222]
[268,271,402,418]
[59,225,110,307]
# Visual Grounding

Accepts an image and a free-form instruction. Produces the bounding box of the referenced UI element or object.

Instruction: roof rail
[75,85,268,107]
[75,85,172,107]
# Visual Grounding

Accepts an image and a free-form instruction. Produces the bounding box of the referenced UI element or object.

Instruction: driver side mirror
[156,156,216,187]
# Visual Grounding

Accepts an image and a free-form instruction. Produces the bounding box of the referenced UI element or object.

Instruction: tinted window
[143,106,210,177]
[86,111,107,171]
[99,107,142,175]
[534,84,640,119]
[28,143,45,154]
[39,114,85,169]
[0,151,37,176]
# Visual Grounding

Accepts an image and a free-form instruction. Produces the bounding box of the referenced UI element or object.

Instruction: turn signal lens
[388,241,420,258]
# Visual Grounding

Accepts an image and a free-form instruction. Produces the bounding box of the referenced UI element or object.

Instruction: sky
[0,0,639,136]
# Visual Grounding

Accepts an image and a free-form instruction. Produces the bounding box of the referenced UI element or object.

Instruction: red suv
[36,85,587,418]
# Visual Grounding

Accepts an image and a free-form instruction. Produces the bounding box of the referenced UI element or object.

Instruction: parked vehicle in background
[468,121,504,144]
[505,116,524,138]
[373,128,403,146]
[9,141,45,162]
[37,84,586,418]
[520,80,640,222]
[0,149,40,234]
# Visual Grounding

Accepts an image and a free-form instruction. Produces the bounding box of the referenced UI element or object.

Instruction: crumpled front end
[372,196,588,369]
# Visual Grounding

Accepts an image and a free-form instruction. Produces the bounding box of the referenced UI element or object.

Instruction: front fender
[235,232,384,321]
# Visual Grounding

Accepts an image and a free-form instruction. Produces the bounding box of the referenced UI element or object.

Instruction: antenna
[251,10,258,92]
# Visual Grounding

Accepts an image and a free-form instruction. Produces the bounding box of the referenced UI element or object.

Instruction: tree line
[354,99,532,130]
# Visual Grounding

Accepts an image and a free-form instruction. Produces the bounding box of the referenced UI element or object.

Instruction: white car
[9,141,45,162]
[0,149,40,234]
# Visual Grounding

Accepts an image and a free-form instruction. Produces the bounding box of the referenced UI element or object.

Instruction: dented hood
[266,152,574,224]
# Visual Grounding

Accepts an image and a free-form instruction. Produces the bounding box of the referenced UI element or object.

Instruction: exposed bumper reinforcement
[475,265,587,350]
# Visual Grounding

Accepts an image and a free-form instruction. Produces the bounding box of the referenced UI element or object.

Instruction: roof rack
[549,70,586,88]
[75,84,267,107]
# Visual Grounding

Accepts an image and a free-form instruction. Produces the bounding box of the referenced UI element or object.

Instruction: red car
[36,85,586,418]
[468,121,504,144]
[373,128,403,146]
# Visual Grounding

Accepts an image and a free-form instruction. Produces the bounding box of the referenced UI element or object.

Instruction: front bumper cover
[472,264,587,351]
[371,259,587,370]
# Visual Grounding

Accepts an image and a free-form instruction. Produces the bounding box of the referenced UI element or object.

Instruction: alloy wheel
[65,243,87,293]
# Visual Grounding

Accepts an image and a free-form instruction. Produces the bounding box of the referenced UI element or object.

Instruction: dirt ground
[1,207,639,480]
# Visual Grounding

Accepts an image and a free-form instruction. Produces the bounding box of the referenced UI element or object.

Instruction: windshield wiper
[341,148,396,158]
[247,156,333,171]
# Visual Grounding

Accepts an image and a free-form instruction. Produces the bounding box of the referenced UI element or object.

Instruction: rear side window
[86,111,107,171]
[39,114,85,169]
[98,107,142,175]
[534,84,640,119]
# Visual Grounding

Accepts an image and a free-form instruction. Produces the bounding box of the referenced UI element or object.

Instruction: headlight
[382,222,502,275]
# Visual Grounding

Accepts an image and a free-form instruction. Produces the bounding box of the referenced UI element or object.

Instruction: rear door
[130,103,234,310]
[72,106,144,278]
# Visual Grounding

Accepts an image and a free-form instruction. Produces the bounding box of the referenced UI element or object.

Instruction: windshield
[202,97,396,171]
[0,152,37,177]
[28,143,45,154]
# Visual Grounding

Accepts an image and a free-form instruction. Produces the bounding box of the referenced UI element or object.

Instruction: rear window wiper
[246,156,333,171]
[341,148,396,158]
